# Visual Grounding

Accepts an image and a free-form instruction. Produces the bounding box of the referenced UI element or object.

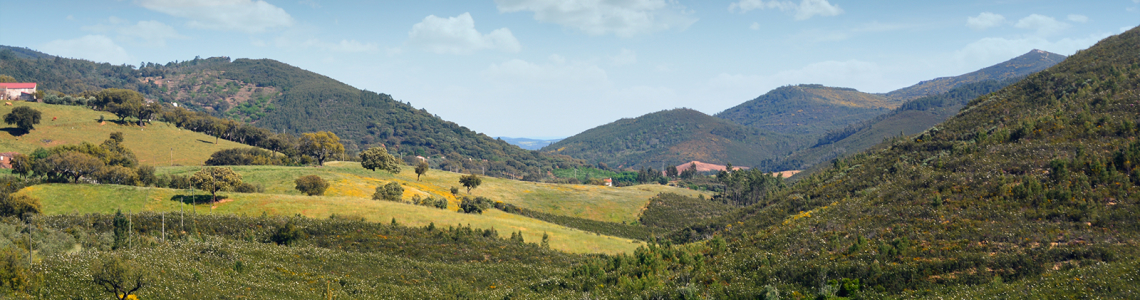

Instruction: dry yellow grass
[19,183,643,254]
[0,102,256,166]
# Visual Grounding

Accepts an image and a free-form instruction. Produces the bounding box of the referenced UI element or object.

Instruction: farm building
[0,152,19,169]
[0,82,36,101]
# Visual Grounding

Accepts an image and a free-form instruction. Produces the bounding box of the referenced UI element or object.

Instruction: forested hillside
[714,84,896,138]
[0,49,586,180]
[541,108,801,170]
[884,49,1066,101]
[634,26,1140,298]
[784,77,1020,171]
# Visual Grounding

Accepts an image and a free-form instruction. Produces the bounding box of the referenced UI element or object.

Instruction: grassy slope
[18,162,710,254]
[0,102,254,166]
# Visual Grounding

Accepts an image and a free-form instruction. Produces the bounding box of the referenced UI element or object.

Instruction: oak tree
[190,167,243,203]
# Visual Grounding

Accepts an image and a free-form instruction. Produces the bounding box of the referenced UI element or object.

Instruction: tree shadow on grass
[0,127,30,136]
[197,139,214,144]
[170,195,217,205]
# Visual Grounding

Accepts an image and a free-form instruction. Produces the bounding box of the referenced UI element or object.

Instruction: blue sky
[1,1,1137,138]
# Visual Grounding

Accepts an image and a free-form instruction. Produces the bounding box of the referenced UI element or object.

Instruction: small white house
[0,83,36,101]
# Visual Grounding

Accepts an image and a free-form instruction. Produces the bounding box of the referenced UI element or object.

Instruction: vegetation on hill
[785,78,1020,171]
[542,108,800,170]
[884,49,1066,102]
[0,50,586,181]
[636,27,1140,298]
[715,84,896,138]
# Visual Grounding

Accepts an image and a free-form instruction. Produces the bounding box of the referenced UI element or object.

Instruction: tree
[459,173,482,194]
[415,160,429,181]
[94,88,144,111]
[460,196,493,214]
[450,186,459,196]
[45,151,105,183]
[372,182,403,201]
[94,165,139,186]
[9,154,33,180]
[91,256,148,300]
[300,131,345,166]
[0,75,15,83]
[294,175,329,196]
[190,167,243,203]
[3,106,41,134]
[359,146,400,173]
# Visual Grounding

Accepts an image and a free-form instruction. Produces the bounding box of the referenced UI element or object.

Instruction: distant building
[0,152,19,169]
[0,83,36,101]
[603,178,613,187]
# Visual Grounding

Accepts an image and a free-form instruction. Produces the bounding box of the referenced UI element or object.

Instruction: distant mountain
[778,50,1067,172]
[0,48,586,180]
[883,49,1066,102]
[714,84,895,138]
[541,108,802,170]
[497,137,563,150]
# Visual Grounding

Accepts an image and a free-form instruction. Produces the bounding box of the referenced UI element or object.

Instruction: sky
[1,1,1137,139]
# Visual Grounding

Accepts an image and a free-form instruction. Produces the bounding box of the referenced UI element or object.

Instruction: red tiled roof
[0,83,36,89]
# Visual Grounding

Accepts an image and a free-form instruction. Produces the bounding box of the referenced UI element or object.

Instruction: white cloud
[729,0,843,20]
[966,12,1005,30]
[481,58,609,90]
[119,20,186,47]
[302,39,379,53]
[137,0,294,33]
[750,22,761,30]
[495,0,696,37]
[41,35,132,65]
[1067,14,1088,23]
[407,13,520,54]
[1015,14,1069,36]
[609,48,637,66]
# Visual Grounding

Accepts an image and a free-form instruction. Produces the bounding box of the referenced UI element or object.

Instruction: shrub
[94,165,139,186]
[234,182,265,193]
[460,197,494,214]
[294,175,328,196]
[372,182,403,201]
[0,194,41,218]
[136,165,157,186]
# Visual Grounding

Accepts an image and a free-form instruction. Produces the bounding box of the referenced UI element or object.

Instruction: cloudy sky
[1,1,1137,138]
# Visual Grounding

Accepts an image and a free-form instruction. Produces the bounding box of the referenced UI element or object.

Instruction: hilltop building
[0,83,36,101]
[603,178,612,187]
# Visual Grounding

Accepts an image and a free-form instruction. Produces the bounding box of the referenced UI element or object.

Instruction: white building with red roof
[0,83,36,101]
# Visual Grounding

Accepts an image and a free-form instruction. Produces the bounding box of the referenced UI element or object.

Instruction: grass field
[0,101,255,166]
[17,162,711,254]
[156,162,712,224]
[18,183,643,254]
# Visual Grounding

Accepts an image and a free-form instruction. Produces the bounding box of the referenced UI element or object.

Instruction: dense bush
[293,175,328,196]
[459,197,494,214]
[372,182,403,201]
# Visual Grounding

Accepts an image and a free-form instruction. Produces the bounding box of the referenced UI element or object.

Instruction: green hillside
[884,49,1066,102]
[0,102,254,166]
[715,84,895,138]
[785,78,1018,171]
[647,27,1140,298]
[541,108,801,169]
[0,50,586,180]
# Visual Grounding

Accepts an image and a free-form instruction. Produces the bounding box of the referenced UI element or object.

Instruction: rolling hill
[540,108,801,170]
[883,49,1067,101]
[0,48,585,180]
[714,84,895,138]
[0,102,255,166]
[658,26,1140,298]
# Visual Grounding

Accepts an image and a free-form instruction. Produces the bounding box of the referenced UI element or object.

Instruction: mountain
[777,50,1067,172]
[0,48,585,180]
[714,84,895,137]
[497,137,563,150]
[663,27,1140,297]
[541,108,801,170]
[883,49,1067,101]
[0,46,54,60]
